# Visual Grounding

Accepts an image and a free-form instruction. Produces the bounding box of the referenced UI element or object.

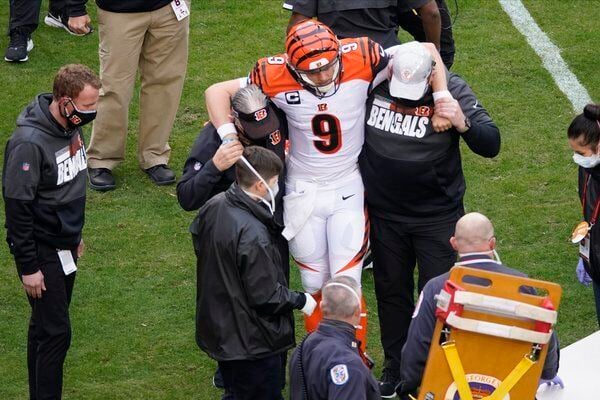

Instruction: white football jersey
[250,37,388,181]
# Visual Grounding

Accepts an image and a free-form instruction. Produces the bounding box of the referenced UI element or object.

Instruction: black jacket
[399,255,560,396]
[95,0,172,13]
[360,73,500,224]
[289,319,380,400]
[579,166,600,284]
[3,94,87,275]
[194,183,306,361]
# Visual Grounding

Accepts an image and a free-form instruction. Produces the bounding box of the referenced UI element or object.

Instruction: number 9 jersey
[249,36,389,182]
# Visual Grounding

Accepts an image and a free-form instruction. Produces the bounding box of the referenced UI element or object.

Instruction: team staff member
[194,146,316,400]
[289,276,380,399]
[283,0,400,49]
[397,0,455,69]
[87,0,190,190]
[2,64,100,400]
[177,85,288,394]
[177,85,287,233]
[359,42,500,396]
[567,103,600,327]
[398,213,560,398]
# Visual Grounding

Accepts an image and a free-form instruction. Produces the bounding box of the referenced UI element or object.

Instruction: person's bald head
[450,212,496,254]
[321,276,361,325]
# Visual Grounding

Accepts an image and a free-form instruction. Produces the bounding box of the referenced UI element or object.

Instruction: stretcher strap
[442,342,473,400]
[446,312,553,344]
[481,356,536,400]
[454,291,557,324]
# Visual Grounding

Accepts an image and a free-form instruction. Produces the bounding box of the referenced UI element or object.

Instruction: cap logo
[269,130,282,145]
[254,109,267,121]
[400,69,413,82]
[308,58,329,70]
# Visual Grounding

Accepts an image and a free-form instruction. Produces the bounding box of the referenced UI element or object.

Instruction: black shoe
[145,165,176,186]
[89,168,116,191]
[45,10,93,36]
[4,31,33,62]
[379,368,400,399]
[212,367,224,389]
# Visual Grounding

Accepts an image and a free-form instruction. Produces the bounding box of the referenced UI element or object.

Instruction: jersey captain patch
[330,364,349,385]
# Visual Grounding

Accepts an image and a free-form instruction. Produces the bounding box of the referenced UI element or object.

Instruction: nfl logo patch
[22,162,30,171]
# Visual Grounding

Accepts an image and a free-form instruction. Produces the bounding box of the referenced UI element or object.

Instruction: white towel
[282,180,317,241]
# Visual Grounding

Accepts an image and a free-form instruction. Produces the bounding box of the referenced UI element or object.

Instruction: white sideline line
[498,0,592,112]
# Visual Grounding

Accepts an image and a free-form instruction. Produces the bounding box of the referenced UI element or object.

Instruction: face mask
[62,98,97,129]
[239,155,277,214]
[573,153,600,169]
[268,181,280,201]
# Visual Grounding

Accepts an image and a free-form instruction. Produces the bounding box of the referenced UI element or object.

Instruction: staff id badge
[171,0,190,21]
[580,235,590,261]
[57,250,77,275]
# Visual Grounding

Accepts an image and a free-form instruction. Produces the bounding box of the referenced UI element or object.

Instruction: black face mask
[62,98,97,129]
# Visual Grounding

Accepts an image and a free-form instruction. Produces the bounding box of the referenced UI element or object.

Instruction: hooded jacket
[3,93,87,275]
[194,183,306,361]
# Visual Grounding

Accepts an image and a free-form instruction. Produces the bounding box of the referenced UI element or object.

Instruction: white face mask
[239,155,278,214]
[573,153,600,169]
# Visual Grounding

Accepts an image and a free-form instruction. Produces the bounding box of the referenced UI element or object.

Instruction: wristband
[433,90,453,102]
[217,123,237,140]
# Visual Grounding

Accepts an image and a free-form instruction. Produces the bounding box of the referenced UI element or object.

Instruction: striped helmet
[285,20,341,97]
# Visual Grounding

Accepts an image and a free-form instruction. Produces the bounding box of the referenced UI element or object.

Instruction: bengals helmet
[285,20,341,97]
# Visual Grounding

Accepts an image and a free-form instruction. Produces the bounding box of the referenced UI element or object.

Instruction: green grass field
[0,1,599,398]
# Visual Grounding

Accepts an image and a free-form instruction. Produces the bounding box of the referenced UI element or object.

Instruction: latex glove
[301,293,317,316]
[576,258,593,286]
[538,375,564,389]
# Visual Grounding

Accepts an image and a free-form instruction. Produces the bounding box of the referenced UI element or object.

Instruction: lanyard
[582,173,600,225]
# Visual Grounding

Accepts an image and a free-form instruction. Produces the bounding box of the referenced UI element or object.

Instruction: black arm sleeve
[449,73,501,158]
[3,142,42,275]
[239,236,306,315]
[176,125,232,211]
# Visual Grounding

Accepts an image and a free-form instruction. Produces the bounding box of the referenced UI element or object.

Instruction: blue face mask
[573,153,600,169]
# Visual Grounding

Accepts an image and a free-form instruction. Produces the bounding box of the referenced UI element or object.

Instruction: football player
[204,20,452,358]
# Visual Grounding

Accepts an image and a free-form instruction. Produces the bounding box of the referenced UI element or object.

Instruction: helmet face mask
[285,21,342,98]
[295,56,341,97]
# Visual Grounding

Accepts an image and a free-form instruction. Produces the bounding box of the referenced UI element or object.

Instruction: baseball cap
[232,102,280,141]
[389,41,434,100]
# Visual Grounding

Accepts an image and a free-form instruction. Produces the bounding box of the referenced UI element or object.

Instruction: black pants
[397,0,455,69]
[370,215,456,371]
[22,244,76,400]
[218,353,285,400]
[8,0,69,35]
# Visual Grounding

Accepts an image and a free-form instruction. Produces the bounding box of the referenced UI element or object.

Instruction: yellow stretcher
[417,266,562,400]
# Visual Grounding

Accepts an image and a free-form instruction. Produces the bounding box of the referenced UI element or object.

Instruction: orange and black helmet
[285,20,339,73]
[285,20,341,97]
